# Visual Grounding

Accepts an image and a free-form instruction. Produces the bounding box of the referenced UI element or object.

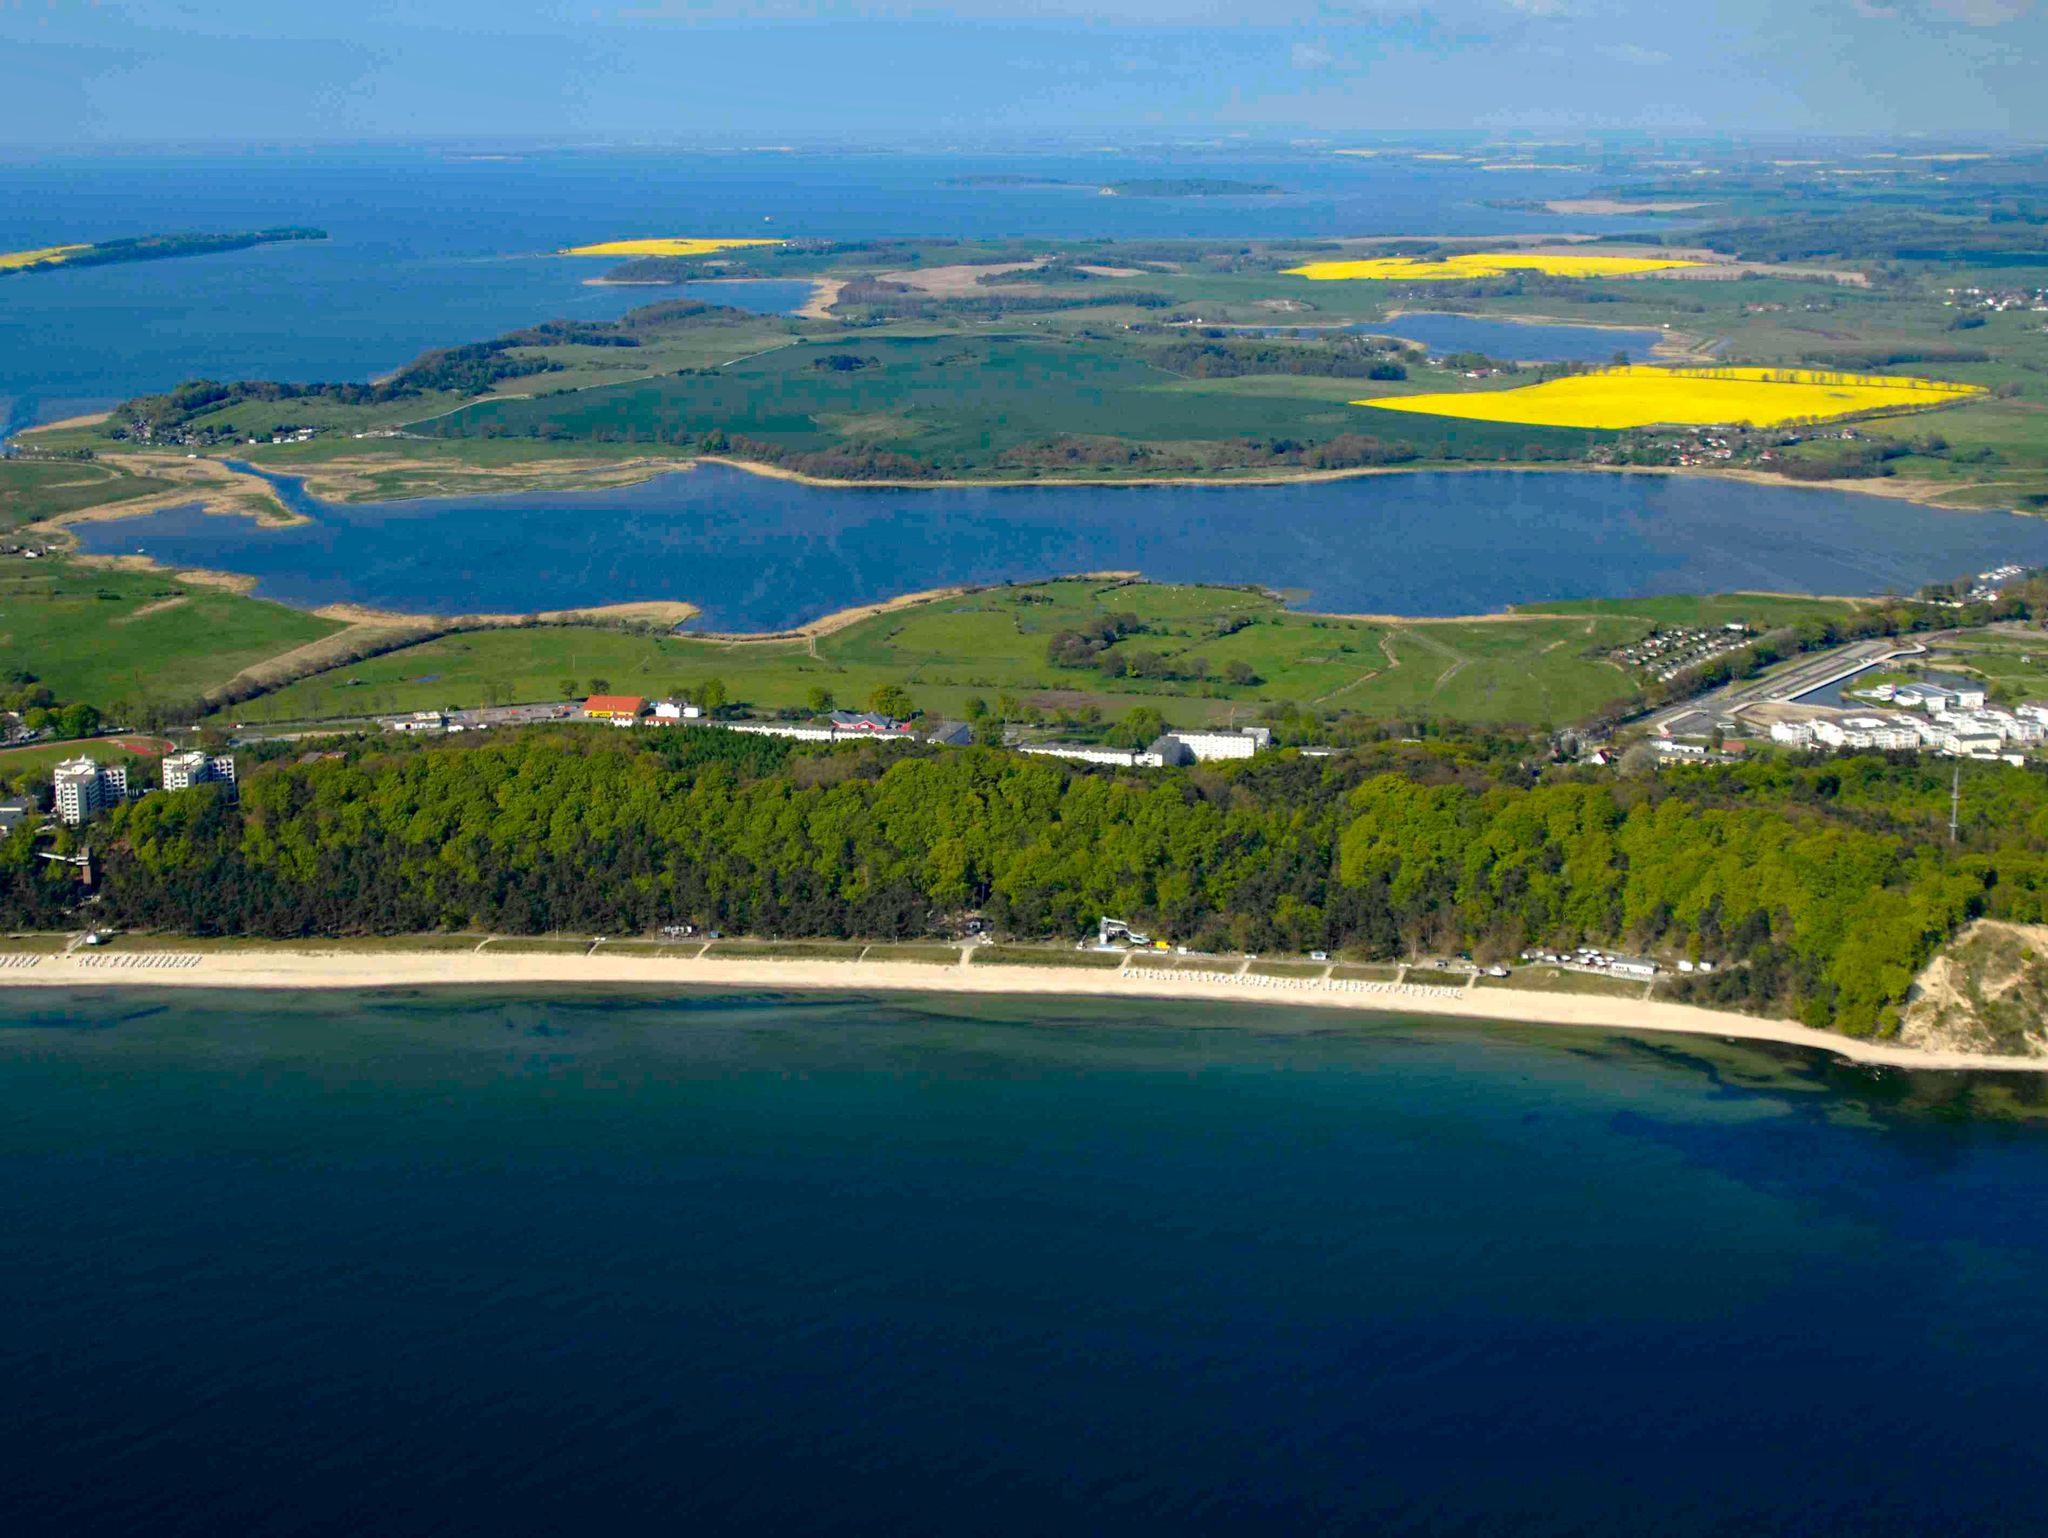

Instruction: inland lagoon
[5,987,2048,1535]
[1230,312,1671,363]
[72,461,2048,629]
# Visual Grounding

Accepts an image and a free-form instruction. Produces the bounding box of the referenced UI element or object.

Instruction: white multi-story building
[1019,742,1171,769]
[652,700,702,722]
[161,751,238,794]
[1162,727,1273,762]
[52,757,129,825]
[1943,732,2005,758]
[1811,715,1920,751]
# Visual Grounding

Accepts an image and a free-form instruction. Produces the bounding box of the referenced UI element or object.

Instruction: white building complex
[53,757,130,826]
[1159,727,1273,762]
[162,751,238,795]
[1019,742,1175,769]
[1773,701,2047,759]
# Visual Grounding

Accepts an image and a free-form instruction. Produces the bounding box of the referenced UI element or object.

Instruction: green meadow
[214,578,1858,730]
[0,562,339,708]
[413,331,1594,472]
[0,458,178,533]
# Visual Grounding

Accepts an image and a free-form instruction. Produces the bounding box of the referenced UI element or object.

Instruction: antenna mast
[1951,766,1961,846]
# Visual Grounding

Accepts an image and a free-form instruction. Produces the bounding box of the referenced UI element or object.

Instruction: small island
[0,227,327,277]
[1099,179,1287,197]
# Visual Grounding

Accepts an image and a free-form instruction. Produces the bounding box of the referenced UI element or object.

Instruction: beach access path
[3,944,2037,1074]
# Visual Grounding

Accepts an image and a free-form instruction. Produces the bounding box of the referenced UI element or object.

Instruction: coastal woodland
[9,726,2046,1040]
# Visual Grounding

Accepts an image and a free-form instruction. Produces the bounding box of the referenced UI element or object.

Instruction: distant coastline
[0,227,326,278]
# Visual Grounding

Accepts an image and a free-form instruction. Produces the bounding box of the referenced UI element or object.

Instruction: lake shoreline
[6,948,2039,1074]
[40,449,2027,630]
[25,411,1992,512]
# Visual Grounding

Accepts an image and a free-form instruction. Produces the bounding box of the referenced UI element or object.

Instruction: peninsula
[0,227,327,276]
[19,151,2042,512]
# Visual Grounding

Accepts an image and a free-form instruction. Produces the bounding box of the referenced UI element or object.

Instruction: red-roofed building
[583,694,647,722]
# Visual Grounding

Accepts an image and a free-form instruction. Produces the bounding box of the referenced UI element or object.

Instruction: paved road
[1644,637,1929,734]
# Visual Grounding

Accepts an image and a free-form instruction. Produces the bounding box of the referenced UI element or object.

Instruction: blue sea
[3,987,2048,1535]
[0,145,1615,431]
[74,461,2048,628]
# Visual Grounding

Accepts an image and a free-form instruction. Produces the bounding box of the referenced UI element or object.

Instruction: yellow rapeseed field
[1285,252,1701,281]
[558,237,786,258]
[0,244,92,271]
[1354,365,1984,430]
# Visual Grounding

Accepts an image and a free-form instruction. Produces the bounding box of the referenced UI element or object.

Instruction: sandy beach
[4,946,2040,1073]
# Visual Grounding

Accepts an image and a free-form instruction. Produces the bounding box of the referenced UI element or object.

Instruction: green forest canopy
[13,725,2048,1039]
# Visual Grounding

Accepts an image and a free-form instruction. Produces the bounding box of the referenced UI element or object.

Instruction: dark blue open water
[0,146,1610,431]
[4,987,2048,1536]
[73,462,2048,629]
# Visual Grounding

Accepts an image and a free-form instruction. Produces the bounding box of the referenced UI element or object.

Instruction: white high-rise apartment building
[161,751,238,794]
[52,757,130,825]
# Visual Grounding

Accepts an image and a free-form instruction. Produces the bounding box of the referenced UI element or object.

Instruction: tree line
[11,726,2048,1038]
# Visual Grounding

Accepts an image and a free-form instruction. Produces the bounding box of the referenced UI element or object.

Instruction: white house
[652,699,702,722]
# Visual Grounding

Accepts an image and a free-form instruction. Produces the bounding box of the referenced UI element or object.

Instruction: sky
[0,0,2041,143]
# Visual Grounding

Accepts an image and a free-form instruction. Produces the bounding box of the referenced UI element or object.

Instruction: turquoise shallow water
[4,986,2048,1535]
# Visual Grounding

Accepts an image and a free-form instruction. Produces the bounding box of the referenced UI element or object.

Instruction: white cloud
[1598,41,1671,63]
[1852,0,2036,21]
[1931,0,2033,22]
[1291,37,1337,67]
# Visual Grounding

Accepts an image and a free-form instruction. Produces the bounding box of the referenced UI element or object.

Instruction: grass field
[1357,366,1982,431]
[0,735,173,779]
[415,331,1595,471]
[0,458,179,533]
[0,561,341,708]
[217,579,1871,730]
[1476,967,1650,997]
[972,946,1129,969]
[1514,593,1872,626]
[702,939,870,960]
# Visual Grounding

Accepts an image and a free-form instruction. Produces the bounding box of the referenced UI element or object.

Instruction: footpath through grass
[211,578,1841,731]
